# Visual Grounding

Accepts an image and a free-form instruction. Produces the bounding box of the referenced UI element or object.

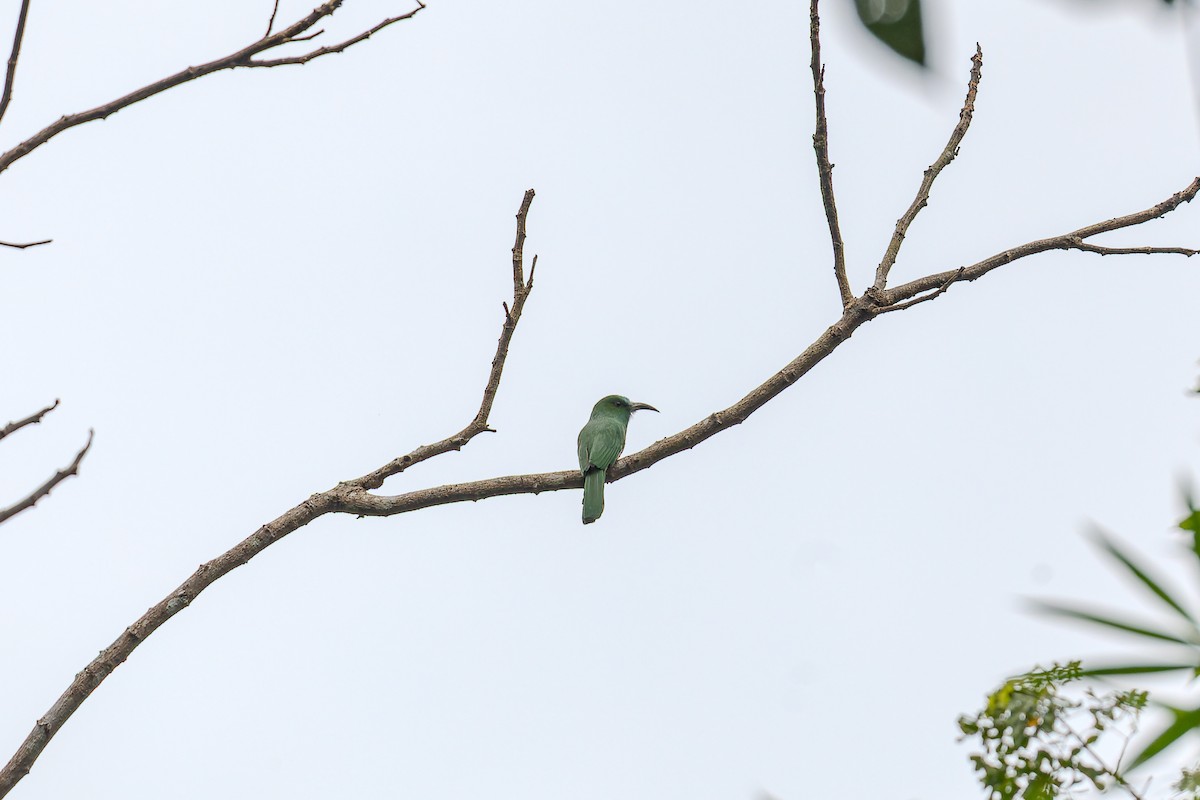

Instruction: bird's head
[591,394,659,421]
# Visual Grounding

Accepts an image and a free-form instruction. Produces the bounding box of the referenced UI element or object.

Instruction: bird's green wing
[578,418,626,472]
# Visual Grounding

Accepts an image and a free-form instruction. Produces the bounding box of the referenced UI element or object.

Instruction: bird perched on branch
[577,395,658,524]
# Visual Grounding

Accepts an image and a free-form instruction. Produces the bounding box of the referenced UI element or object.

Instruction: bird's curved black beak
[630,402,659,413]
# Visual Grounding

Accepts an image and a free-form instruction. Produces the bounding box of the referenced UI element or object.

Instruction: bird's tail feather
[582,469,605,524]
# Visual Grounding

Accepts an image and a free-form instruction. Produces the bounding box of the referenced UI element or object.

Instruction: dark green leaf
[1129,705,1200,769]
[1080,663,1197,677]
[853,0,925,66]
[1091,529,1197,624]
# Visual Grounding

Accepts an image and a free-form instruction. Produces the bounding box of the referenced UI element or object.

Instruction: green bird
[577,395,658,524]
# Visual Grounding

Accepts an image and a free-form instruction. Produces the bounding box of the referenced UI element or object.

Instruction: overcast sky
[1,1,1199,798]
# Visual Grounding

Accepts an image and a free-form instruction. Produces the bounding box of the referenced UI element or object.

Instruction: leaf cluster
[1034,525,1200,769]
[960,662,1147,800]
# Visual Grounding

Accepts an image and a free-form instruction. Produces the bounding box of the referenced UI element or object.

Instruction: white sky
[1,1,1198,798]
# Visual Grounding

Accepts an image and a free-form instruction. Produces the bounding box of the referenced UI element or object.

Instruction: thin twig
[0,1,426,178]
[809,0,852,307]
[287,29,324,44]
[0,429,92,526]
[0,398,58,441]
[874,44,984,290]
[0,237,49,249]
[1071,240,1198,257]
[264,0,280,38]
[0,0,31,128]
[1060,717,1146,800]
[247,3,425,68]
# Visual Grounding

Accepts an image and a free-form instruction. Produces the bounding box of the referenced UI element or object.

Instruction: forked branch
[0,190,539,796]
[350,188,537,492]
[880,177,1200,308]
[0,1,425,178]
[342,173,1200,513]
[247,6,425,69]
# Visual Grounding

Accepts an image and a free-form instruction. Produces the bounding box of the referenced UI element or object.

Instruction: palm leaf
[1090,529,1197,625]
[1129,704,1200,769]
[1079,663,1198,678]
[1030,600,1194,645]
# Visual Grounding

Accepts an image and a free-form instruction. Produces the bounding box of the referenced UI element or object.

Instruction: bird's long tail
[582,468,605,524]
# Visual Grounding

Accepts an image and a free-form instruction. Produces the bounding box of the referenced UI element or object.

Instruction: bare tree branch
[0,236,49,249]
[874,44,984,290]
[0,0,32,128]
[0,1,426,179]
[809,0,852,308]
[265,0,281,39]
[0,429,92,526]
[12,172,1191,788]
[247,4,425,68]
[1070,240,1199,257]
[350,189,536,492]
[0,398,57,441]
[2,7,1198,790]
[0,190,538,796]
[882,177,1200,307]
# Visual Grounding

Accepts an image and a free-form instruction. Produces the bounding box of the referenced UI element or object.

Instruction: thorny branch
[2,6,1198,798]
[0,430,92,526]
[872,268,963,315]
[809,0,852,308]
